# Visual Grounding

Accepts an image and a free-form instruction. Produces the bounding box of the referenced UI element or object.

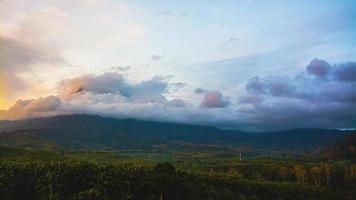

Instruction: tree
[154,162,175,175]
[294,165,306,184]
[277,166,288,181]
[309,166,321,186]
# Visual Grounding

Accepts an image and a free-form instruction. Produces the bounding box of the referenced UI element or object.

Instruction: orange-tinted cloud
[2,96,63,120]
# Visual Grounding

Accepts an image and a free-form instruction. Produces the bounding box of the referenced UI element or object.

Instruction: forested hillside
[0,115,349,154]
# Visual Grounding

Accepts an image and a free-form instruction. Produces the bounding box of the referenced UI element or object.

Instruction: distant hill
[0,114,350,153]
[316,132,356,161]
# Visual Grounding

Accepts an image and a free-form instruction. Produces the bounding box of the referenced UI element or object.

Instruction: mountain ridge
[0,113,346,133]
[0,114,351,153]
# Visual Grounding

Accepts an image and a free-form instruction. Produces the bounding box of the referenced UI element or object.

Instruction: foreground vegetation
[1,143,356,200]
[1,161,355,200]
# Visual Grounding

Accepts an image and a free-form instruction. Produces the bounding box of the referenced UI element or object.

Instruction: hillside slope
[316,133,356,160]
[0,115,349,152]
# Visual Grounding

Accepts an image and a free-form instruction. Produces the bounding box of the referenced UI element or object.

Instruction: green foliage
[154,162,176,174]
[0,161,355,200]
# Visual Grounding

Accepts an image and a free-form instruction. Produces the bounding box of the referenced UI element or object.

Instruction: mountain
[0,114,350,153]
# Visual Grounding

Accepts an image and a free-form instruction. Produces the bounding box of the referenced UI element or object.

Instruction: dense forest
[1,161,355,200]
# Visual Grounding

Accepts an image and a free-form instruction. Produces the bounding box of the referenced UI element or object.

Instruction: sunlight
[0,99,10,110]
[0,74,9,110]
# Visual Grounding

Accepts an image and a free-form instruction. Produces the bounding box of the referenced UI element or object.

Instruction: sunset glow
[1,0,355,130]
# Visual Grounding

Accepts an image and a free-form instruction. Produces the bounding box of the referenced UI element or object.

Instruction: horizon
[1,113,355,133]
[1,0,356,131]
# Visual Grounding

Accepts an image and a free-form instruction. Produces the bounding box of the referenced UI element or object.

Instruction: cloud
[246,76,295,97]
[1,58,355,131]
[58,73,127,97]
[3,96,63,120]
[58,73,167,100]
[238,95,264,105]
[169,82,186,92]
[195,88,207,94]
[151,55,161,61]
[334,62,356,81]
[306,58,331,77]
[200,91,230,108]
[0,36,49,71]
[25,96,62,112]
[1,72,189,121]
[305,58,356,82]
[167,99,186,107]
[0,4,67,105]
[239,58,356,130]
[0,34,65,106]
[0,35,64,84]
[108,66,131,71]
[0,71,239,128]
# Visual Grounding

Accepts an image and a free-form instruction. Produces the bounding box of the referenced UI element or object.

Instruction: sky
[1,0,356,131]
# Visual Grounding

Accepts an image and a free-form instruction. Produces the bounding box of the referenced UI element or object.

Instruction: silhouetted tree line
[0,161,355,200]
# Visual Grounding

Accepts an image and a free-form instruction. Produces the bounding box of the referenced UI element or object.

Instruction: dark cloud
[306,58,331,77]
[305,58,356,82]
[245,59,356,103]
[168,99,186,107]
[195,88,207,94]
[334,62,356,81]
[238,95,264,105]
[239,58,356,130]
[246,76,295,97]
[200,90,230,108]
